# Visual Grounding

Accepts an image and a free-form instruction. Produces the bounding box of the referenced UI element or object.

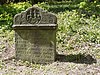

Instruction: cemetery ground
[0,1,100,75]
[0,31,100,75]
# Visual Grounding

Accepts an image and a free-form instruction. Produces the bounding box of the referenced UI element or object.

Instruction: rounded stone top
[13,6,57,25]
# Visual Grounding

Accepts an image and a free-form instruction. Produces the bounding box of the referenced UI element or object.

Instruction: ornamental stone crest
[26,8,41,24]
[14,6,57,24]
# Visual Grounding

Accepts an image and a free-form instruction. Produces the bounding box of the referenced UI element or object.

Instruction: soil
[1,41,100,75]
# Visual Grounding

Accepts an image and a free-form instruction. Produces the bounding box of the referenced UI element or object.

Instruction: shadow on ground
[56,53,97,64]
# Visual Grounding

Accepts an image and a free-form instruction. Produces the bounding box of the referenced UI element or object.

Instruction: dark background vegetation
[0,0,99,5]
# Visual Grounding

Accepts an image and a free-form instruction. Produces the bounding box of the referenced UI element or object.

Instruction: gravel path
[1,59,100,75]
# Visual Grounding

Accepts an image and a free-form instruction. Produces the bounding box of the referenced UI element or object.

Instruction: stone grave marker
[12,6,57,64]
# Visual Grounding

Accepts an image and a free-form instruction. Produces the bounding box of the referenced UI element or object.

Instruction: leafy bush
[57,10,100,45]
[0,2,31,31]
[37,0,100,16]
[37,2,100,51]
[78,0,100,16]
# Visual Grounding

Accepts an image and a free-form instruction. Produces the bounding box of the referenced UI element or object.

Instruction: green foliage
[37,0,100,16]
[0,2,31,31]
[56,10,100,50]
[79,2,87,8]
[37,1,100,51]
[0,1,100,51]
[37,1,79,13]
[78,0,100,16]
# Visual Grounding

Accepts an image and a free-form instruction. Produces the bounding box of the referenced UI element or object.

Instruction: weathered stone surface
[13,6,57,25]
[15,30,56,63]
[13,6,57,64]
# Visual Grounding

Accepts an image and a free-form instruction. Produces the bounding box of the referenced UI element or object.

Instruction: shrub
[37,2,100,51]
[57,10,100,48]
[0,2,31,31]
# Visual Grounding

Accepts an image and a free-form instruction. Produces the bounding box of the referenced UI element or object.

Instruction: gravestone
[13,6,57,64]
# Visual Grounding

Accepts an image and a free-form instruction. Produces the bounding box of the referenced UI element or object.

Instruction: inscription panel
[15,30,56,63]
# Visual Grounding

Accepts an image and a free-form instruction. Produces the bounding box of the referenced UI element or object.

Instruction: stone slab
[13,6,57,64]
